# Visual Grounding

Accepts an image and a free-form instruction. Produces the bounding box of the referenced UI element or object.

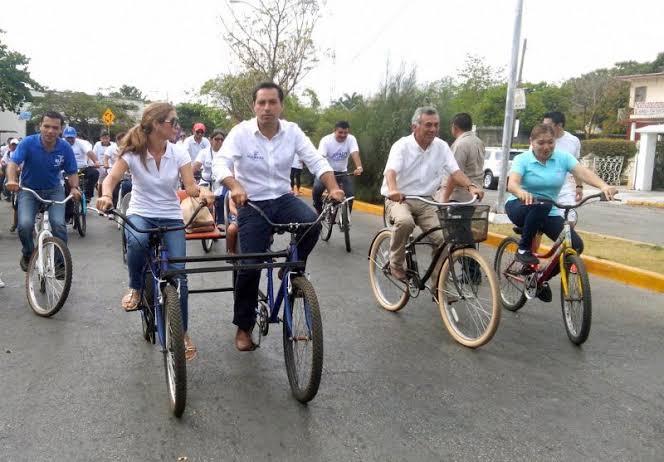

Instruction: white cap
[9,138,19,145]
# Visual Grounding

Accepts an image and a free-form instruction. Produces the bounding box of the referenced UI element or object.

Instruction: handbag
[180,188,215,233]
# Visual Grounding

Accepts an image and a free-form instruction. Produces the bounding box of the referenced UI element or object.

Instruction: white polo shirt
[183,135,210,162]
[555,131,582,203]
[104,144,119,167]
[124,142,191,219]
[93,141,116,165]
[213,118,332,201]
[69,138,93,169]
[317,133,359,172]
[381,134,460,197]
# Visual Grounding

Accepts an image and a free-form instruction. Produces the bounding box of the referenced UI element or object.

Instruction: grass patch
[489,223,664,275]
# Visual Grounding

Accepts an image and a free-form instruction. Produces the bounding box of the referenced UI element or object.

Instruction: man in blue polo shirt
[5,111,81,271]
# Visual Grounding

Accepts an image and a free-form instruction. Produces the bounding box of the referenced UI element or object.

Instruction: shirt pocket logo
[53,155,64,169]
[247,150,264,161]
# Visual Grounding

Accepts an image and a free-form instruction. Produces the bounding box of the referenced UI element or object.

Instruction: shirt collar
[251,117,283,138]
[528,150,561,164]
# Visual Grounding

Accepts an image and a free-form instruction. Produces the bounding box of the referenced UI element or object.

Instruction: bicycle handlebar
[91,197,210,234]
[20,186,74,205]
[533,192,618,210]
[403,195,480,207]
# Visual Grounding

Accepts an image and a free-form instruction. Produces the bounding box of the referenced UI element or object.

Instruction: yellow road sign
[102,108,115,125]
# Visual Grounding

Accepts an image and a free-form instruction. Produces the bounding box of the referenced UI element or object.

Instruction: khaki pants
[385,198,444,271]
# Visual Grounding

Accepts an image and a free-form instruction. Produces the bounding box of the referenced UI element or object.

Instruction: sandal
[121,289,141,312]
[184,333,197,361]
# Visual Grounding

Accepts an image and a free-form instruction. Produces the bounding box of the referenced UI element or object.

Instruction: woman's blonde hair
[119,102,175,168]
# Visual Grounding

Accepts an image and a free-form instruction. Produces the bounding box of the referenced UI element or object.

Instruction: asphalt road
[1,200,663,461]
[483,189,664,246]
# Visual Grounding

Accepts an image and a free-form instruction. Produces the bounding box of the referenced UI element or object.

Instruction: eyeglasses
[163,118,180,128]
[195,130,204,135]
[212,137,224,142]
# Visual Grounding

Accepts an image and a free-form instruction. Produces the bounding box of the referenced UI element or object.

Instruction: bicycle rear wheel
[437,247,500,348]
[494,237,527,311]
[320,208,335,242]
[368,229,409,311]
[26,237,72,317]
[283,276,323,403]
[341,203,351,253]
[162,284,187,417]
[560,254,592,345]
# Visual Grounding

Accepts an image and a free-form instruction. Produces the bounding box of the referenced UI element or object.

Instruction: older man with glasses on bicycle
[382,106,483,281]
[5,111,81,272]
[207,81,344,351]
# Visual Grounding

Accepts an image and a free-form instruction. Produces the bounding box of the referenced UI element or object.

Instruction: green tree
[200,70,263,123]
[220,0,321,95]
[175,102,230,134]
[0,30,42,112]
[109,84,146,101]
[28,91,136,140]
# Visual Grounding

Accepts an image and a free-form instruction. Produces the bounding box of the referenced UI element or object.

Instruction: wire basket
[437,205,490,245]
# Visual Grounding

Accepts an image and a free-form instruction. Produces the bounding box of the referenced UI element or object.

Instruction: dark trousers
[290,168,302,189]
[17,186,67,258]
[233,194,320,330]
[312,171,354,213]
[505,199,584,279]
[64,167,99,219]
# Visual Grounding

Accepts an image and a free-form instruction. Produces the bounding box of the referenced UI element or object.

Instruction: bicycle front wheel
[368,229,409,311]
[201,238,215,253]
[437,247,500,348]
[26,237,73,317]
[283,276,323,403]
[320,209,334,242]
[162,284,186,417]
[560,254,592,345]
[494,237,527,312]
[75,199,86,237]
[341,203,351,253]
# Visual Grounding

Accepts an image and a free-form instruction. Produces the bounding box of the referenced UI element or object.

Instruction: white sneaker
[0,275,5,288]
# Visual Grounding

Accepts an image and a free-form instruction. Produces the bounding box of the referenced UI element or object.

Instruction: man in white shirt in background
[542,111,583,207]
[63,126,99,206]
[209,81,344,351]
[182,122,210,180]
[382,106,483,281]
[93,130,116,198]
[312,120,363,214]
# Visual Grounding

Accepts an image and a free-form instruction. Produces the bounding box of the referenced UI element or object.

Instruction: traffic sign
[514,88,526,110]
[102,108,115,125]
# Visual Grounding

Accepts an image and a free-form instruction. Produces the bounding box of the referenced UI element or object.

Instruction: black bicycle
[320,173,354,252]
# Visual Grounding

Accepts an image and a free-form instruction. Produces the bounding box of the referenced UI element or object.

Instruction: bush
[581,139,636,158]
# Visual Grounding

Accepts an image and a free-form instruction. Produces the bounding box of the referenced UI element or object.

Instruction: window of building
[634,86,647,103]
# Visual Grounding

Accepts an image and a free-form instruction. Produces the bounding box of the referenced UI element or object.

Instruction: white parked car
[482,147,526,189]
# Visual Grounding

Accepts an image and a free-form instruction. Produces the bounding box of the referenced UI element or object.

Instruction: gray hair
[411,106,439,126]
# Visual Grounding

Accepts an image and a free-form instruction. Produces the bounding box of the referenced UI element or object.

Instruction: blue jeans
[234,194,320,330]
[312,172,354,213]
[125,215,189,331]
[17,186,67,258]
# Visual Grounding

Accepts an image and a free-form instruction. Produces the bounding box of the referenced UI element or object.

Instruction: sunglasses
[163,117,180,128]
[195,130,205,134]
[212,137,224,142]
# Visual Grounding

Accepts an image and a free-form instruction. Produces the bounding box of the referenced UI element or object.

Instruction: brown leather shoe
[235,327,256,352]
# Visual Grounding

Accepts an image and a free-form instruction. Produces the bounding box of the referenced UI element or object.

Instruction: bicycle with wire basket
[94,200,211,418]
[21,187,74,317]
[368,196,500,348]
[493,192,612,345]
[244,198,350,403]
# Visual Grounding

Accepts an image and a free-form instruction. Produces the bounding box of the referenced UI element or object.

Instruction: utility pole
[495,0,524,214]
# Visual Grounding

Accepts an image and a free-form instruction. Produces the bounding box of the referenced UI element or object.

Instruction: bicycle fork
[36,214,53,276]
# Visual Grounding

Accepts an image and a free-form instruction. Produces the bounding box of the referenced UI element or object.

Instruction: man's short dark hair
[100,130,110,137]
[252,82,284,103]
[335,120,350,130]
[543,111,565,127]
[452,113,473,132]
[40,111,65,126]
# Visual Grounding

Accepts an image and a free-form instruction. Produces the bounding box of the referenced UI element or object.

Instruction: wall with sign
[0,110,27,144]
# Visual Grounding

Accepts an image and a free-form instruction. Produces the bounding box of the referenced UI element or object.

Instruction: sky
[1,0,663,106]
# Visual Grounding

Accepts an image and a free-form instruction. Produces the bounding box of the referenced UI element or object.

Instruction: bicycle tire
[437,247,500,348]
[25,236,72,317]
[162,284,187,417]
[494,236,527,312]
[320,208,334,242]
[141,271,155,344]
[560,254,592,345]
[342,202,351,253]
[201,238,215,253]
[283,276,323,403]
[368,229,409,311]
[121,228,128,265]
[73,199,86,237]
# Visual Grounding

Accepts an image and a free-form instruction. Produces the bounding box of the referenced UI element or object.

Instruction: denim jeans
[125,215,189,331]
[505,199,584,279]
[234,194,320,330]
[17,186,67,258]
[312,172,354,213]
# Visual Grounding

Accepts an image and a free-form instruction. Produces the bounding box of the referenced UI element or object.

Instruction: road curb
[625,200,664,209]
[300,187,664,294]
